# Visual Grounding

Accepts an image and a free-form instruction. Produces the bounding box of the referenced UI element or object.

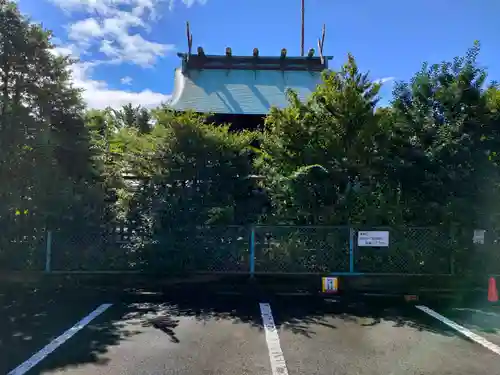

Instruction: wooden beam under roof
[177,53,332,72]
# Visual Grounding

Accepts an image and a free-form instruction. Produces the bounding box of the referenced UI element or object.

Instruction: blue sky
[16,0,500,109]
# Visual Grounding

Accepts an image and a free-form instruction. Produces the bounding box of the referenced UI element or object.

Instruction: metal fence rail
[2,223,495,276]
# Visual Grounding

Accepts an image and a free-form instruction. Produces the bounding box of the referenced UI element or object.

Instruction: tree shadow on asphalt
[1,285,495,374]
[442,307,500,334]
[259,296,461,338]
[0,288,125,374]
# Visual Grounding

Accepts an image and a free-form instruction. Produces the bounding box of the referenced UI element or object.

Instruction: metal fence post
[449,227,456,276]
[249,227,255,278]
[349,227,355,273]
[45,230,52,273]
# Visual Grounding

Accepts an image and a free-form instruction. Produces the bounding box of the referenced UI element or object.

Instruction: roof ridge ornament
[186,21,193,57]
[317,24,326,65]
[301,0,305,56]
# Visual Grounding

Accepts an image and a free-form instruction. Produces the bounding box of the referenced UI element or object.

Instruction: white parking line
[7,303,112,375]
[416,305,500,356]
[259,302,289,375]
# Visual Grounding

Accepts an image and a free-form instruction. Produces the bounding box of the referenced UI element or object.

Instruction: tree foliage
[256,54,386,225]
[3,0,500,272]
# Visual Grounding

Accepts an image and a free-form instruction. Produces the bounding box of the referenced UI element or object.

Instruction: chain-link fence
[353,227,453,274]
[51,226,136,271]
[451,228,500,276]
[5,224,500,276]
[50,225,249,273]
[148,226,250,273]
[253,226,350,273]
[0,218,46,271]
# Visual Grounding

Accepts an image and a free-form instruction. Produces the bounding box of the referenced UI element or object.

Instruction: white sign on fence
[473,229,486,244]
[358,231,389,247]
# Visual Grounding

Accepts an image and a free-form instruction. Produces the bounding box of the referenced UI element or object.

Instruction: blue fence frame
[40,225,455,275]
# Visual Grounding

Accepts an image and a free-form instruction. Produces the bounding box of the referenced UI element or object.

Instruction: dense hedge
[2,1,500,274]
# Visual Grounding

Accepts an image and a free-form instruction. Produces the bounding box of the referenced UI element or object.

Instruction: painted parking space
[268,297,500,375]
[24,294,272,375]
[0,289,111,375]
[429,305,500,347]
[4,291,500,375]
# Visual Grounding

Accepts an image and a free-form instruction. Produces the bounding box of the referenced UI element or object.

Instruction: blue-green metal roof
[169,54,331,115]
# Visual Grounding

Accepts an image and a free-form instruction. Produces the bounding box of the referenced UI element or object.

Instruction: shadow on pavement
[1,284,465,374]
[0,288,123,374]
[441,307,500,334]
[264,295,460,338]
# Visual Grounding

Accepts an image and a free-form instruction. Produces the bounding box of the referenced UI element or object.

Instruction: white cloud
[65,6,173,66]
[71,62,170,109]
[99,33,173,66]
[49,48,170,109]
[48,0,180,109]
[99,39,117,57]
[51,44,80,58]
[168,0,208,11]
[50,0,160,18]
[68,18,103,41]
[102,12,144,34]
[132,0,160,19]
[98,38,172,67]
[121,76,133,85]
[374,77,395,85]
[51,0,209,18]
[50,0,109,14]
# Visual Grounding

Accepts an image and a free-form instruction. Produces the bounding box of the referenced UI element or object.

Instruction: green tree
[390,42,500,228]
[120,109,261,271]
[112,104,153,134]
[257,54,389,225]
[0,0,107,269]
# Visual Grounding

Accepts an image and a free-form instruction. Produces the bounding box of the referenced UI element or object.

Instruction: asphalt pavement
[2,289,500,375]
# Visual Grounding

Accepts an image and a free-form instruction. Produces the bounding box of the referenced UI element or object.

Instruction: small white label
[358,231,389,247]
[473,229,486,244]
